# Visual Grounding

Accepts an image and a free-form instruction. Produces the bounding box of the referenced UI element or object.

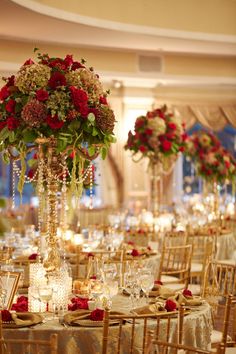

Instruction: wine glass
[140,272,154,304]
[38,285,53,318]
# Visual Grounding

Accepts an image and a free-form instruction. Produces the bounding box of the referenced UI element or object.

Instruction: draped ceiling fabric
[173,104,236,131]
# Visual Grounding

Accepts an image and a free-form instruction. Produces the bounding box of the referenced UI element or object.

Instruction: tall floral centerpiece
[185,130,236,217]
[0,49,116,273]
[125,105,186,215]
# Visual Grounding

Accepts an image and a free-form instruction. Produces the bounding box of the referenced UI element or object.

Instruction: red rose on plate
[131,249,139,257]
[28,253,38,260]
[165,299,177,312]
[154,280,163,285]
[11,296,28,312]
[89,308,104,321]
[68,297,89,311]
[183,289,192,298]
[1,310,12,322]
[36,89,49,102]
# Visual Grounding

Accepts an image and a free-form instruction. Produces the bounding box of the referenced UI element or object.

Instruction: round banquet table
[215,231,236,261]
[2,294,212,354]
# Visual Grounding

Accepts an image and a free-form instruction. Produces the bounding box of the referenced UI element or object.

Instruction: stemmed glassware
[140,271,154,304]
[38,285,53,319]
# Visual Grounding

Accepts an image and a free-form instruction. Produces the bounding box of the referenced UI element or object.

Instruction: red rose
[161,140,172,152]
[0,86,10,100]
[79,105,89,118]
[0,121,7,130]
[89,308,104,321]
[183,289,192,297]
[27,169,35,179]
[131,249,139,257]
[46,115,64,130]
[139,145,147,153]
[135,118,145,129]
[7,116,20,130]
[168,122,176,130]
[64,54,74,67]
[11,296,28,312]
[70,87,88,108]
[5,99,16,113]
[154,280,163,285]
[165,299,177,312]
[99,96,108,105]
[145,128,153,136]
[48,72,66,89]
[179,146,185,152]
[1,310,12,322]
[225,161,231,169]
[28,253,38,260]
[181,133,188,141]
[36,89,49,102]
[49,58,67,71]
[6,75,15,87]
[71,61,85,70]
[68,297,89,311]
[23,59,34,66]
[87,252,94,258]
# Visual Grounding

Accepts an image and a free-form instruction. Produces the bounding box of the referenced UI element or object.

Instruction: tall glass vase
[149,159,161,217]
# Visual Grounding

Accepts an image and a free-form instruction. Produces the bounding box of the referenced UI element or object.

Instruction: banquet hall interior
[0,0,236,353]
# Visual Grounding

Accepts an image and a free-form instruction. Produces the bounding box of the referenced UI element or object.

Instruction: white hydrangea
[147,117,166,136]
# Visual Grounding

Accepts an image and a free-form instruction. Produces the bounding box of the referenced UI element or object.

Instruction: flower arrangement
[0,49,116,163]
[185,131,236,183]
[124,105,186,162]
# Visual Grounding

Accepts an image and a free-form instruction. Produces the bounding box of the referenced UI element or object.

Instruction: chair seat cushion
[188,283,201,296]
[211,329,232,344]
[161,275,179,283]
[191,262,202,273]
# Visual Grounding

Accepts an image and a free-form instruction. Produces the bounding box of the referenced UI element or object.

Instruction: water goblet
[38,285,53,319]
[140,272,154,304]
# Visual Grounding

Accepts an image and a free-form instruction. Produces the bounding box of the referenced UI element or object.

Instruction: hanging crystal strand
[61,156,68,263]
[61,156,67,231]
[37,145,45,260]
[89,163,93,210]
[12,161,16,210]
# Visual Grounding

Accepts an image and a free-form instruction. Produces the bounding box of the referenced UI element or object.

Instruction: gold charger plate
[71,319,120,327]
[3,313,43,328]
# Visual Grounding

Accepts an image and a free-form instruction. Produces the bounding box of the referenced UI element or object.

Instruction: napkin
[4,312,43,327]
[151,285,176,299]
[132,302,166,315]
[168,293,203,307]
[63,310,124,326]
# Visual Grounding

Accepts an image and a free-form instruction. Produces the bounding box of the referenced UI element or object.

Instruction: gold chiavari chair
[163,230,188,248]
[102,305,185,354]
[0,313,58,354]
[158,244,192,291]
[202,261,236,348]
[145,339,215,354]
[218,295,236,354]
